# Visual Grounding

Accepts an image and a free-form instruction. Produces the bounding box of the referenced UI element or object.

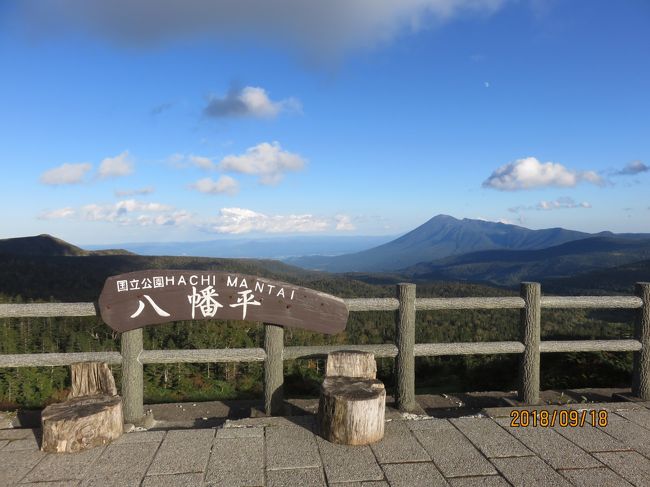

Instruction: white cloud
[39,162,92,185]
[204,86,301,119]
[98,151,134,179]
[509,196,592,213]
[483,156,603,191]
[169,153,216,170]
[219,142,305,184]
[38,207,76,220]
[136,210,193,226]
[20,1,508,59]
[115,186,155,197]
[335,214,356,231]
[205,207,329,234]
[191,176,239,195]
[80,199,174,224]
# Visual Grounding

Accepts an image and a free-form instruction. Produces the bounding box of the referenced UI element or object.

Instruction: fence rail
[0,281,648,422]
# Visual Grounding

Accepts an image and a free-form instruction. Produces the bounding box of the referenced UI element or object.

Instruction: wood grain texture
[318,376,385,445]
[414,341,525,356]
[41,395,123,453]
[121,328,143,423]
[518,282,541,405]
[396,283,416,412]
[69,362,117,398]
[0,352,122,367]
[343,298,399,311]
[541,296,643,309]
[633,283,650,400]
[416,297,526,310]
[140,348,266,364]
[325,351,377,379]
[264,323,284,416]
[540,339,642,353]
[0,302,97,317]
[284,344,398,360]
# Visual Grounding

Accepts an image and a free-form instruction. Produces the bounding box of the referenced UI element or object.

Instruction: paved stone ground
[2,401,650,486]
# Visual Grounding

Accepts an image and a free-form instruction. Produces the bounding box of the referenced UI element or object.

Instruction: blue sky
[1,0,648,245]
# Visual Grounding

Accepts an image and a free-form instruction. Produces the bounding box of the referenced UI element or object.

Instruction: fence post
[264,323,284,415]
[396,283,417,412]
[633,282,650,400]
[518,282,541,404]
[121,328,144,424]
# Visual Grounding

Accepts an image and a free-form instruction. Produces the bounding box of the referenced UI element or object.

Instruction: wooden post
[121,328,144,424]
[396,283,417,412]
[633,282,650,400]
[264,323,284,415]
[518,282,541,404]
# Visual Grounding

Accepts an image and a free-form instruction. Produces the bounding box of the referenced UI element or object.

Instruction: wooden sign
[98,270,348,334]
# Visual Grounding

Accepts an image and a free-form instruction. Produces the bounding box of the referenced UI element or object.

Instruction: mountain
[542,259,650,295]
[287,215,593,272]
[0,234,133,257]
[84,235,395,260]
[400,236,650,287]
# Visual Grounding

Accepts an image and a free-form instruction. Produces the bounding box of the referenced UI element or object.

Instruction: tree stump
[325,350,377,379]
[318,351,385,445]
[41,395,123,453]
[41,361,123,453]
[318,376,385,445]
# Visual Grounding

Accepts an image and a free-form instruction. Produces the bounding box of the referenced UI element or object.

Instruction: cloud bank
[483,157,603,191]
[40,162,92,185]
[615,160,648,176]
[191,176,239,195]
[18,0,508,59]
[205,207,329,234]
[98,151,134,179]
[219,142,305,184]
[509,197,592,213]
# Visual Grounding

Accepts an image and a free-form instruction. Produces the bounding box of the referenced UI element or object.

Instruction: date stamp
[510,409,608,428]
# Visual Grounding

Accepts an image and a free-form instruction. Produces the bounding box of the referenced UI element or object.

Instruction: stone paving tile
[316,436,384,484]
[19,481,81,487]
[381,462,448,487]
[615,408,650,430]
[0,428,37,440]
[553,421,628,452]
[410,419,497,477]
[494,417,601,469]
[330,482,389,487]
[22,446,104,483]
[447,476,510,487]
[205,436,264,486]
[593,451,650,487]
[266,425,320,470]
[266,467,326,487]
[370,421,430,464]
[450,418,532,458]
[0,439,8,449]
[560,467,634,487]
[215,426,264,438]
[113,430,166,444]
[80,440,160,487]
[490,456,572,486]
[0,450,46,485]
[2,435,40,451]
[147,428,214,475]
[142,473,205,487]
[597,413,650,456]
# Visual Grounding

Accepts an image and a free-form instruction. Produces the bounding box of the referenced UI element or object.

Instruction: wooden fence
[0,282,648,423]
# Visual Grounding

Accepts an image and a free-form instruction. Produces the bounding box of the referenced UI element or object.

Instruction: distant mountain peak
[0,235,134,257]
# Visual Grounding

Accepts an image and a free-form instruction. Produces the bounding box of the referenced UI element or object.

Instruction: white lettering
[290,290,295,300]
[153,276,164,288]
[229,290,261,320]
[189,275,198,286]
[201,275,211,285]
[255,281,265,293]
[178,276,187,286]
[141,278,153,289]
[226,275,238,287]
[276,288,285,298]
[266,284,275,295]
[165,276,175,286]
[116,280,128,292]
[187,285,223,319]
[239,278,248,288]
[129,279,140,290]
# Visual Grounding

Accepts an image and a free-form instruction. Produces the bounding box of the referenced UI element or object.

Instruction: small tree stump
[325,350,376,379]
[318,376,385,445]
[69,361,117,398]
[41,395,123,453]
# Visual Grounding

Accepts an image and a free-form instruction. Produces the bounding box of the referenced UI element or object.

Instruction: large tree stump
[318,376,385,445]
[318,351,385,445]
[325,350,376,379]
[41,361,123,453]
[41,395,123,453]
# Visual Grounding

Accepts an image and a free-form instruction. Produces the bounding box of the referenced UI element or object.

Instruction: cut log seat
[41,361,123,453]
